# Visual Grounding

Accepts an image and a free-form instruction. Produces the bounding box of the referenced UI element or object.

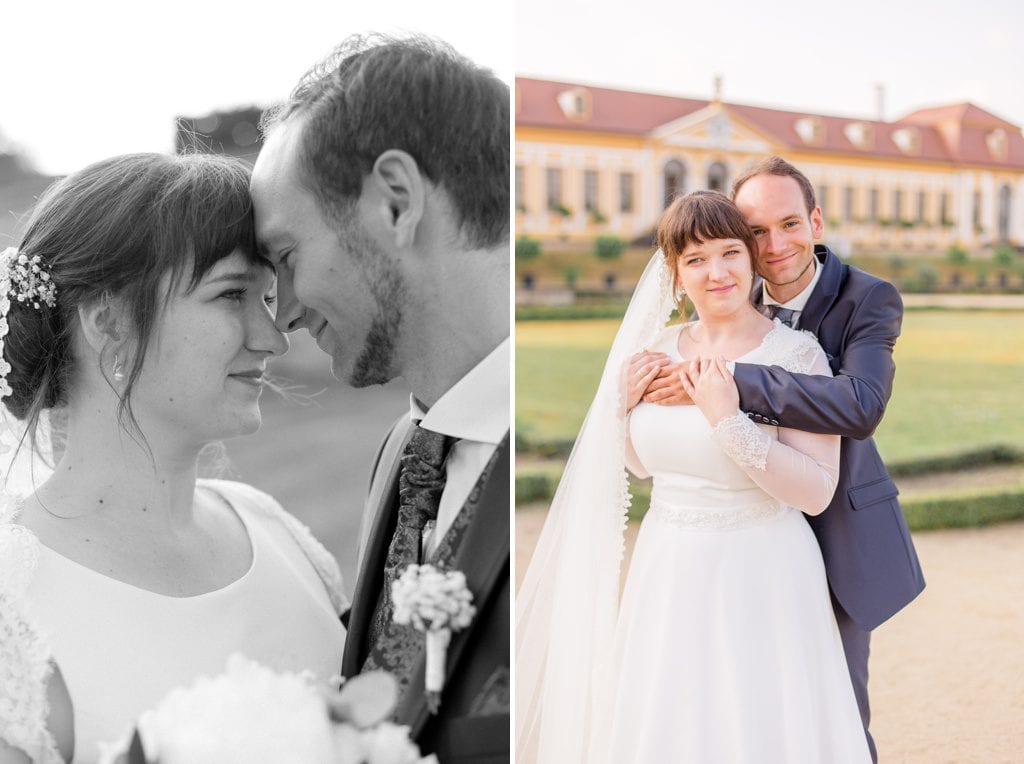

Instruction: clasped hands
[625,350,739,426]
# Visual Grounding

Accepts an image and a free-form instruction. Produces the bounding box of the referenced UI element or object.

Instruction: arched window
[998,184,1012,241]
[663,160,686,208]
[707,162,728,193]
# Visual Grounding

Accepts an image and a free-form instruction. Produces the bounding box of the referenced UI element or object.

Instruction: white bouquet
[98,654,437,764]
[391,564,476,713]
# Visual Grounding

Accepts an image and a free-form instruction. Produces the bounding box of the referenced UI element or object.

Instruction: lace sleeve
[205,481,350,617]
[714,345,841,515]
[0,525,64,763]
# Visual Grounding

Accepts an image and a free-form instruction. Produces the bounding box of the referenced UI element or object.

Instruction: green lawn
[515,310,1024,463]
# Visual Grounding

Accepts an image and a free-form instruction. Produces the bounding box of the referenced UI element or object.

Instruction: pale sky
[517,0,1024,130]
[0,0,512,175]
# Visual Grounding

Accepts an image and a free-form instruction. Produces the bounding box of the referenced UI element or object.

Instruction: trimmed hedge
[516,446,1024,531]
[886,445,1023,477]
[900,491,1024,530]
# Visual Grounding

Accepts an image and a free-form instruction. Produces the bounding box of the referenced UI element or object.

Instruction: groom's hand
[642,362,694,405]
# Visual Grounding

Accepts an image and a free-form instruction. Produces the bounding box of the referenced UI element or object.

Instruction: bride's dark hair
[3,152,261,446]
[657,190,758,283]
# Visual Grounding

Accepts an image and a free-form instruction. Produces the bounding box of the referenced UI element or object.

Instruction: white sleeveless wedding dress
[607,322,871,763]
[0,479,347,763]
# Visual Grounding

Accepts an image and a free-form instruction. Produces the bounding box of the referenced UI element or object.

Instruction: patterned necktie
[769,305,798,328]
[367,425,455,646]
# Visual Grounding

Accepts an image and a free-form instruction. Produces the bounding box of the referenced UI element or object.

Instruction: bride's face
[126,250,288,445]
[675,238,754,318]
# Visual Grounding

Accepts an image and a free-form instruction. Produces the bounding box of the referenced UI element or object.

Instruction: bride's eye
[263,294,277,307]
[220,288,246,302]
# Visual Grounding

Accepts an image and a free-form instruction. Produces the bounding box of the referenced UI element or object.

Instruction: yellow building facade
[515,78,1024,254]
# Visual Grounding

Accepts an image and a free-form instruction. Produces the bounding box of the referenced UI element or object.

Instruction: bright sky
[517,0,1024,130]
[0,0,512,175]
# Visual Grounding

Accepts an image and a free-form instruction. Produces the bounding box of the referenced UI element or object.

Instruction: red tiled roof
[516,77,706,134]
[516,78,1024,169]
[898,102,1017,129]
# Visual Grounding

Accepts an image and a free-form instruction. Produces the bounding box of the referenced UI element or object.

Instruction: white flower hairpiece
[0,246,58,408]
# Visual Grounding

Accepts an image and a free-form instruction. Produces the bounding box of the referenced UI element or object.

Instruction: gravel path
[515,509,1024,763]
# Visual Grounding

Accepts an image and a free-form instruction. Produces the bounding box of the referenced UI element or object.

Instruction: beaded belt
[647,498,787,530]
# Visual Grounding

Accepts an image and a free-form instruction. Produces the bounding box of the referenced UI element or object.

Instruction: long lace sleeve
[0,524,65,764]
[711,339,840,516]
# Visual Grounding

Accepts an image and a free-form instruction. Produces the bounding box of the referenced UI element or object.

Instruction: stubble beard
[343,229,406,389]
[759,254,816,287]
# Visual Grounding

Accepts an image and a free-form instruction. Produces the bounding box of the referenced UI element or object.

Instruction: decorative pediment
[652,105,773,153]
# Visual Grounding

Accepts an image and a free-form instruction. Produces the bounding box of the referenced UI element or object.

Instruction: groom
[250,35,510,763]
[644,156,925,762]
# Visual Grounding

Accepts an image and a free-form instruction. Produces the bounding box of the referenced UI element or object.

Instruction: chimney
[875,83,885,122]
[713,74,723,104]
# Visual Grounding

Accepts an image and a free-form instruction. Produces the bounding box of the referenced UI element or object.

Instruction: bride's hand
[624,350,670,412]
[679,356,739,425]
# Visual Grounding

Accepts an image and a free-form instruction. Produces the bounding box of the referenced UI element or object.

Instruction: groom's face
[250,120,407,386]
[733,174,823,293]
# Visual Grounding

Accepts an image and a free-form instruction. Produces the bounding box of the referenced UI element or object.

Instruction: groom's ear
[366,149,425,249]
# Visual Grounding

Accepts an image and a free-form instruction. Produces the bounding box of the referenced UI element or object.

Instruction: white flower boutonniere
[391,564,476,713]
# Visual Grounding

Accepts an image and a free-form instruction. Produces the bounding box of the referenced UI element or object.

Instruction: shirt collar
[408,337,510,444]
[761,255,824,311]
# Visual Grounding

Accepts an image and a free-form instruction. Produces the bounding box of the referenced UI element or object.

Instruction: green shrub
[515,473,553,505]
[994,244,1017,266]
[515,236,542,261]
[562,265,580,288]
[946,245,969,264]
[593,235,627,260]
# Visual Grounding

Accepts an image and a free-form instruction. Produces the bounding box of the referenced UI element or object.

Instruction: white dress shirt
[761,257,824,329]
[409,337,510,557]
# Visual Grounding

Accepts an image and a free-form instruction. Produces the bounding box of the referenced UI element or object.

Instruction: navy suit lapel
[397,433,511,736]
[799,245,843,337]
[342,418,416,677]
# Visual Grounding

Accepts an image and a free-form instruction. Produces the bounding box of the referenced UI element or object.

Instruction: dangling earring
[112,354,125,382]
[674,285,686,306]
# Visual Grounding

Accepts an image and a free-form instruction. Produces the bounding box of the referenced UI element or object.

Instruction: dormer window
[557,88,592,120]
[844,122,873,149]
[891,127,921,154]
[987,129,1008,161]
[794,116,824,145]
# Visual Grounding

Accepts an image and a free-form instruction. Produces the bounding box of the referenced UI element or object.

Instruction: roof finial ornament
[713,74,723,104]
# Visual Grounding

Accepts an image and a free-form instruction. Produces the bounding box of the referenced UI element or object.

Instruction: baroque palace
[515,78,1024,254]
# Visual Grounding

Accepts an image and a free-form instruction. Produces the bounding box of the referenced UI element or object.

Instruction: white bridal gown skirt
[606,504,871,764]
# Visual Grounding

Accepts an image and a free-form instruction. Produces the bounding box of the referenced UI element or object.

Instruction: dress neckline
[26,481,258,601]
[671,318,784,362]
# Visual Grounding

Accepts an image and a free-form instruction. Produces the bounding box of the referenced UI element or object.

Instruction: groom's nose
[273,269,307,333]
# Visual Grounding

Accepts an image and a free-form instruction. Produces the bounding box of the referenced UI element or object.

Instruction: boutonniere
[391,564,476,714]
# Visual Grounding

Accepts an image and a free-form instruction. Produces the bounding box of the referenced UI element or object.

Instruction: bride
[516,191,870,763]
[0,153,347,763]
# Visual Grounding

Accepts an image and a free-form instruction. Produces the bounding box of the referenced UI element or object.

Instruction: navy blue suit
[734,245,925,760]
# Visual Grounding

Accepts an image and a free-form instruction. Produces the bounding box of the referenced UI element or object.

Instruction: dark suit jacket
[342,416,510,764]
[734,245,925,631]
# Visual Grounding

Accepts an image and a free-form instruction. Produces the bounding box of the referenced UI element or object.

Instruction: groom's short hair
[261,34,509,249]
[731,156,817,216]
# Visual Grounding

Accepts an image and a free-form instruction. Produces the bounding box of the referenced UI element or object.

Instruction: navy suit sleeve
[733,280,902,439]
